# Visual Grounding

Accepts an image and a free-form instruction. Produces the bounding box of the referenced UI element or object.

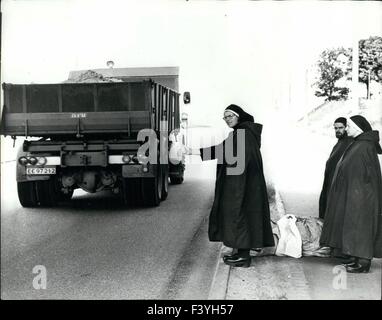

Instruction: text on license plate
[26,167,56,175]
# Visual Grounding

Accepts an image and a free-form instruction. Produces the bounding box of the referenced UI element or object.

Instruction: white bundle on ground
[295,216,331,257]
[250,216,331,258]
[275,214,303,258]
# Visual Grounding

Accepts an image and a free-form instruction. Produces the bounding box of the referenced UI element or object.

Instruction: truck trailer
[1,67,190,207]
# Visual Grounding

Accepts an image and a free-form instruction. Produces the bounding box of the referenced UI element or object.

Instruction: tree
[314,47,352,101]
[359,36,382,98]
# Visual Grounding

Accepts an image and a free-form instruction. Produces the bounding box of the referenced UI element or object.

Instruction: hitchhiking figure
[199,104,274,268]
[319,117,353,219]
[320,115,382,273]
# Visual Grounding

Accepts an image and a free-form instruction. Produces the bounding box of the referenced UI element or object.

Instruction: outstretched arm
[200,145,222,161]
[185,147,201,155]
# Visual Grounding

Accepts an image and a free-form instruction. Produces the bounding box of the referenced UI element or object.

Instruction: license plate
[26,167,56,175]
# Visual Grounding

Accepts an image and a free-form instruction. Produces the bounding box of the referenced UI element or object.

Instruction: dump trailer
[1,78,188,207]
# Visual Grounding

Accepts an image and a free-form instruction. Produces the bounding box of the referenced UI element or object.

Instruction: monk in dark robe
[319,117,353,219]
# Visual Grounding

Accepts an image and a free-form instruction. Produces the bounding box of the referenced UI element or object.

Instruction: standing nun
[199,104,274,267]
[320,115,382,273]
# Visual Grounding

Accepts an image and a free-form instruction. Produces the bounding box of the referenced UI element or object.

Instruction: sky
[1,0,382,127]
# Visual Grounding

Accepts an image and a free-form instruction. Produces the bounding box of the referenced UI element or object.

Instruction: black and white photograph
[1,0,381,306]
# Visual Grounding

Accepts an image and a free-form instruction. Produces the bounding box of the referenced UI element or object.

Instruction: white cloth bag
[275,214,302,258]
[169,130,186,164]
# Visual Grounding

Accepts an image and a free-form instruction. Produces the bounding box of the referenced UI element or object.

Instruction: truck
[1,67,190,207]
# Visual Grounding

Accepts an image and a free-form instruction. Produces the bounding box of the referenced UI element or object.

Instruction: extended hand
[185,147,200,155]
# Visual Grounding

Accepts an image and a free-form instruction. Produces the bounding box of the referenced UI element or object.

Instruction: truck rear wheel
[59,189,74,201]
[160,165,169,201]
[169,163,185,185]
[35,180,59,207]
[142,166,162,207]
[17,181,38,208]
[170,176,184,184]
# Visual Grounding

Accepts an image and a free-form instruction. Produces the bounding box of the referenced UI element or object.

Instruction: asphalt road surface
[1,156,221,299]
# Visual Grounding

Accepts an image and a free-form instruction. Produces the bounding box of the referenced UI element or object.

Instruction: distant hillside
[298,97,382,136]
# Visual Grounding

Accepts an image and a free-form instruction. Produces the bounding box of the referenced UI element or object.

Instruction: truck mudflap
[122,164,156,178]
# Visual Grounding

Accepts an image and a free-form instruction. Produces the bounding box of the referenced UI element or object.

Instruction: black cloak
[318,135,354,219]
[200,108,274,249]
[320,130,382,259]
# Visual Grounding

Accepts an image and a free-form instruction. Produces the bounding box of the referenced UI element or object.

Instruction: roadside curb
[207,184,286,300]
[274,185,286,217]
[207,243,230,300]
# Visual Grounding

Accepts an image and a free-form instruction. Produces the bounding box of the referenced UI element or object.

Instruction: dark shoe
[334,253,352,259]
[223,256,251,268]
[340,257,357,266]
[346,262,371,273]
[342,261,358,268]
[223,253,239,260]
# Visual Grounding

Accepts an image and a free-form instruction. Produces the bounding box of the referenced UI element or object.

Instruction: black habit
[200,120,274,249]
[320,130,382,259]
[318,135,353,219]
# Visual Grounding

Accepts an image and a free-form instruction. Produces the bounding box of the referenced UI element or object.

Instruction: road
[1,155,221,299]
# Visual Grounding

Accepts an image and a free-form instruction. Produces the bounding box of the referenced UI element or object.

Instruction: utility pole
[367,68,371,100]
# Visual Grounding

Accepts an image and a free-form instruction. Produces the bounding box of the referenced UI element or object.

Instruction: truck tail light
[122,155,131,163]
[132,155,139,163]
[28,157,38,165]
[137,153,149,164]
[37,157,47,166]
[18,157,28,165]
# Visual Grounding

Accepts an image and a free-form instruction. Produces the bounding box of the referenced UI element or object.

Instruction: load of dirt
[64,70,122,83]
